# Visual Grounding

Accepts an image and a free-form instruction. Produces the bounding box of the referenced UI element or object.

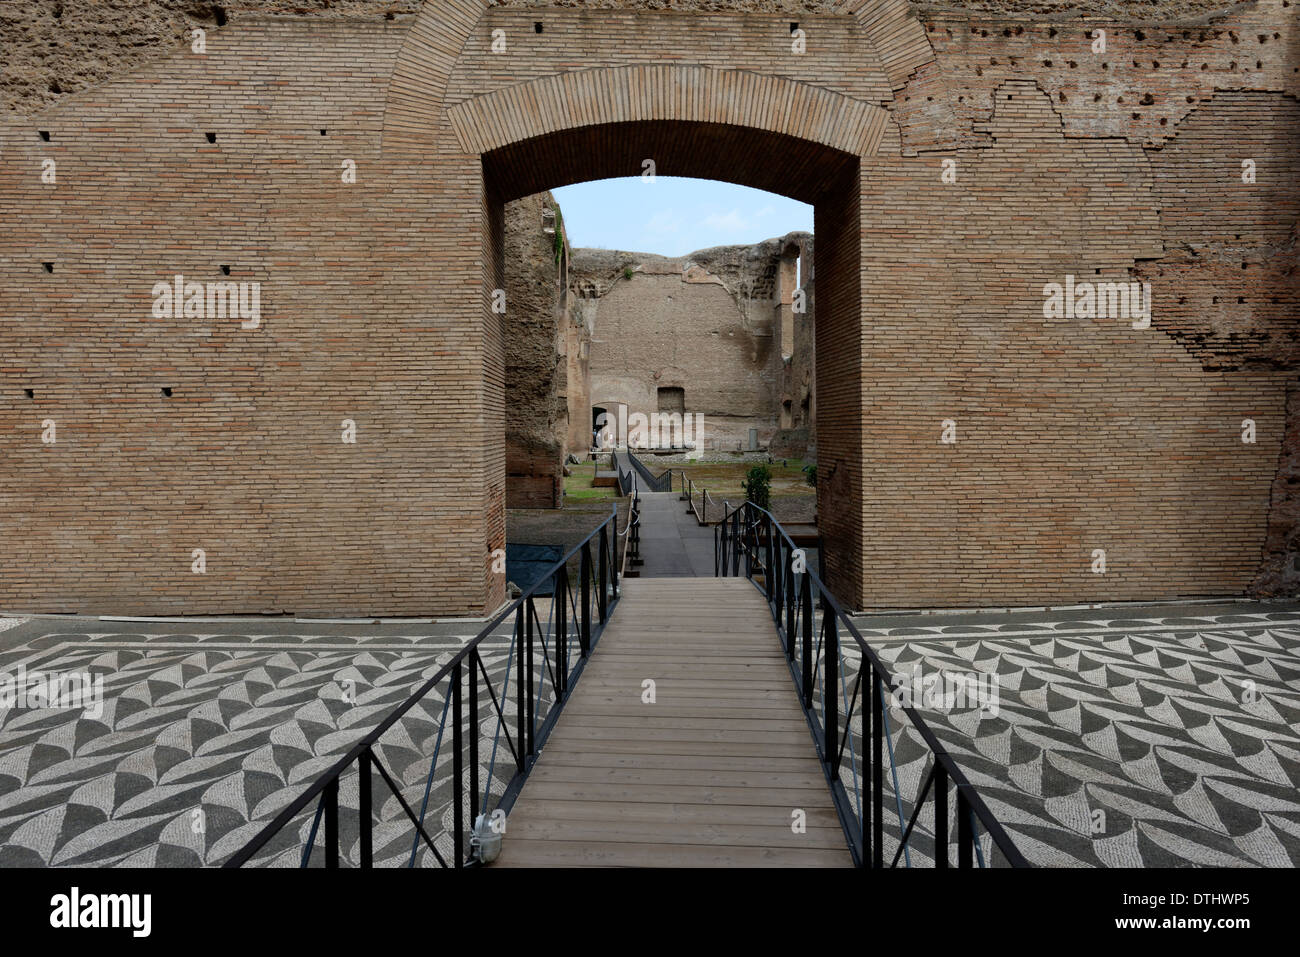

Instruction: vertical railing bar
[452,661,464,868]
[934,762,949,869]
[958,787,973,869]
[324,776,339,870]
[469,651,480,833]
[358,748,372,868]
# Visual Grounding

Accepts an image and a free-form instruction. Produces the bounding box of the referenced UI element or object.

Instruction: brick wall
[0,0,1295,614]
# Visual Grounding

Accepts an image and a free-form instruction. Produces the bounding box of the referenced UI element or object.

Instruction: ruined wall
[572,233,814,453]
[503,191,578,508]
[0,0,1295,615]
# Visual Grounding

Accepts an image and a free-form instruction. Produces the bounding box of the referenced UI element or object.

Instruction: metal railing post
[358,748,372,868]
[798,563,811,664]
[580,542,591,656]
[934,763,949,869]
[515,606,526,773]
[764,515,774,601]
[525,597,536,756]
[452,661,464,868]
[598,525,608,623]
[825,612,839,776]
[872,671,884,868]
[802,601,814,708]
[556,566,569,697]
[324,775,339,869]
[785,544,796,641]
[958,787,973,869]
[469,651,479,829]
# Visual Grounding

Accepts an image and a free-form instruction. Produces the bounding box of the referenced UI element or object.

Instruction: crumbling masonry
[0,0,1296,615]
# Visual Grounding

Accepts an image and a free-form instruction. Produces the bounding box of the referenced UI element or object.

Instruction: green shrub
[743,464,772,511]
[622,266,634,280]
[806,464,817,488]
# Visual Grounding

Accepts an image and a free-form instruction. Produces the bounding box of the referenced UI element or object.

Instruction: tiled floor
[852,603,1300,867]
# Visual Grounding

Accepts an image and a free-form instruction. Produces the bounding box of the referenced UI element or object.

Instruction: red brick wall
[0,1,1295,614]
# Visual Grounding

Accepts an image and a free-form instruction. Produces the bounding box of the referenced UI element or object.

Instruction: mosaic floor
[2,601,1299,867]
[856,604,1300,867]
[0,616,534,867]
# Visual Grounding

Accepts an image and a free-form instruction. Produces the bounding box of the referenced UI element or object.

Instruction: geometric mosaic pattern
[0,625,529,867]
[4,603,1299,867]
[858,607,1300,868]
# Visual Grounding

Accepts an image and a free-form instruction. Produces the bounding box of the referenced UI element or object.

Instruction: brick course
[0,0,1295,614]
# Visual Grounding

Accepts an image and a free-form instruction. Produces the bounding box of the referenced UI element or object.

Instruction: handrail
[716,501,1028,870]
[224,506,621,868]
[624,450,673,492]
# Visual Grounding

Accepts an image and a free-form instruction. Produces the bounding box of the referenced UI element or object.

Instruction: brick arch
[446,65,890,159]
[381,0,931,154]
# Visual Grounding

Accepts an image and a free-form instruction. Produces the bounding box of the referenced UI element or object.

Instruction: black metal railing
[716,502,1028,869]
[223,507,621,868]
[625,450,673,492]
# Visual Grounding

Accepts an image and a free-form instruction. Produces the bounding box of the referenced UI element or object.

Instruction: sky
[551,177,812,257]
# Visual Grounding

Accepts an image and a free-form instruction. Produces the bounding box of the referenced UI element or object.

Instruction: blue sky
[551,177,812,257]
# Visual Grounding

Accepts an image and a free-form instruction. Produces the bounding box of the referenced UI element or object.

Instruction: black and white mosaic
[855,606,1300,867]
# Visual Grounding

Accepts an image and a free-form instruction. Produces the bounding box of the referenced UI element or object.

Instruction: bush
[806,464,817,488]
[743,464,772,511]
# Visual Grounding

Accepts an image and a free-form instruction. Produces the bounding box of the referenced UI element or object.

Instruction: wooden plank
[497,839,851,868]
[494,578,850,868]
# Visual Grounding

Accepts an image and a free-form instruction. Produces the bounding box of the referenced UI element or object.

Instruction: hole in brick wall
[1141,93,1155,105]
[1182,60,1189,67]
[1095,268,1101,275]
[1153,60,1160,68]
[1102,62,1109,70]
[1201,64,1208,70]
[1118,96,1125,103]
[24,389,34,399]
[1014,26,1023,35]
[42,262,53,273]
[1049,27,1057,37]
[49,80,61,94]
[53,2,62,18]
[1160,117,1167,126]
[1058,91,1067,103]
[161,387,173,398]
[38,130,50,141]
[1132,60,1140,68]
[1043,60,1052,67]
[214,5,227,26]
[1242,262,1248,269]
[1229,31,1239,44]
[1131,112,1141,120]
[534,21,543,33]
[320,129,327,136]
[1002,28,1011,37]
[790,22,798,33]
[980,29,987,37]
[1094,93,1102,102]
[1238,297,1246,304]
[206,132,217,143]
[1136,30,1146,41]
[1068,60,1077,68]
[1186,96,1195,103]
[1256,61,1262,69]
[1006,94,1012,100]
[220,264,231,275]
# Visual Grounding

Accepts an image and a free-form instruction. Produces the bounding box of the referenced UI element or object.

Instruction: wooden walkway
[496,577,851,867]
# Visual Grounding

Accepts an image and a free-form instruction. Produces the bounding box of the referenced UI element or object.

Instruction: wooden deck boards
[495,577,851,868]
